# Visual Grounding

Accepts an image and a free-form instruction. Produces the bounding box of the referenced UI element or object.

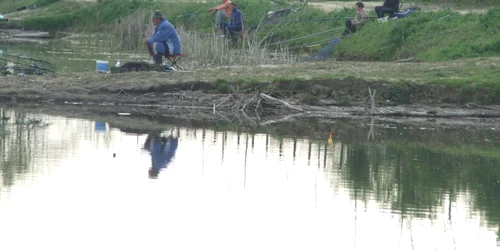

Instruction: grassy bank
[5,0,500,62]
[335,7,500,61]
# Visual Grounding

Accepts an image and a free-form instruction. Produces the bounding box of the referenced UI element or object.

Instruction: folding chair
[165,53,184,71]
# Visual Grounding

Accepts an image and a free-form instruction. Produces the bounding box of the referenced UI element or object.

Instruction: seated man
[143,10,182,65]
[220,3,244,44]
[375,0,400,18]
[342,2,369,36]
[208,0,232,33]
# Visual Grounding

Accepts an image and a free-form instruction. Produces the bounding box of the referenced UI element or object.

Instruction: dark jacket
[383,0,399,12]
[229,8,243,27]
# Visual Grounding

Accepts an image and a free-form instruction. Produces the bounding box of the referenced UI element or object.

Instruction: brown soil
[2,59,500,125]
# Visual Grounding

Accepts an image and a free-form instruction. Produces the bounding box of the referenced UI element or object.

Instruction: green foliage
[15,0,350,45]
[0,0,38,13]
[387,85,411,104]
[304,95,319,105]
[338,98,352,106]
[20,0,163,30]
[487,85,500,103]
[458,84,475,103]
[13,0,500,65]
[239,78,262,91]
[34,0,61,7]
[215,78,233,93]
[260,8,358,47]
[335,7,500,61]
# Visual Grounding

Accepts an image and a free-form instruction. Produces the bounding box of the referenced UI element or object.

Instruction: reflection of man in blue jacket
[143,10,182,65]
[143,131,179,179]
[220,3,243,44]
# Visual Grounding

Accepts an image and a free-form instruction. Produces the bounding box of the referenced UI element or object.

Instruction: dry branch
[260,93,304,112]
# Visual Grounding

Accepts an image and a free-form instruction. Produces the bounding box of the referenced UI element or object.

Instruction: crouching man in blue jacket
[143,10,182,65]
[220,3,243,45]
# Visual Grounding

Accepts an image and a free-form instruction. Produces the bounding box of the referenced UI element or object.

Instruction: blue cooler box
[96,60,109,72]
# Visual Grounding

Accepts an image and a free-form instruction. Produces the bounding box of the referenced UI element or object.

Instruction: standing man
[208,0,232,34]
[375,0,400,18]
[143,10,182,65]
[343,2,369,36]
[220,3,244,45]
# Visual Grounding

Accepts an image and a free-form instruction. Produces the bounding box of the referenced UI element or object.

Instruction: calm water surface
[0,109,499,250]
[1,38,146,72]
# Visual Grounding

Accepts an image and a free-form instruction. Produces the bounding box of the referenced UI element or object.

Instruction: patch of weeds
[440,79,465,88]
[215,78,228,85]
[35,0,61,7]
[487,85,500,104]
[387,85,411,104]
[304,95,320,105]
[309,88,320,96]
[458,85,475,104]
[293,81,312,91]
[338,98,352,107]
[274,77,299,90]
[241,78,262,91]
[216,83,232,94]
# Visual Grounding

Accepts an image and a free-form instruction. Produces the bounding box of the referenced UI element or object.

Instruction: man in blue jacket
[143,10,182,65]
[220,3,243,45]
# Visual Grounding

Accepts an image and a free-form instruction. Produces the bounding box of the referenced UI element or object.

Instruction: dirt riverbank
[2,58,500,125]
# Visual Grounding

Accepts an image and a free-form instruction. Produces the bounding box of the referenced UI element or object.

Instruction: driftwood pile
[118,87,500,126]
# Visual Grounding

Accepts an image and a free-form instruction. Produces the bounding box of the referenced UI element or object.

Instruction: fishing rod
[0,51,52,64]
[285,16,382,24]
[288,37,338,50]
[260,16,383,27]
[266,26,343,46]
[0,57,55,73]
[0,66,44,75]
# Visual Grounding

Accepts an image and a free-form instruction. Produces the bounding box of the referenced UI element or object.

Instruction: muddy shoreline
[2,68,500,127]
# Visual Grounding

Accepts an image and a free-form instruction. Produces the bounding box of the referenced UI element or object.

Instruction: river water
[0,107,499,250]
[0,35,145,72]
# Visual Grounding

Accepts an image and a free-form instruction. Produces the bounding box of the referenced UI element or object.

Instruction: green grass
[0,0,38,13]
[13,0,353,44]
[9,0,500,67]
[334,7,500,61]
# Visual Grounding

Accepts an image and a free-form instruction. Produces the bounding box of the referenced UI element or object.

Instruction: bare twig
[368,87,377,114]
[117,88,131,96]
[260,93,304,112]
[259,113,305,126]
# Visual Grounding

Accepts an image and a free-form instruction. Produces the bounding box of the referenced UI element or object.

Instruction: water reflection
[143,129,179,179]
[0,108,499,249]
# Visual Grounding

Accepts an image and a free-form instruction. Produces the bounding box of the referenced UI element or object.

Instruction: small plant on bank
[216,82,232,94]
[338,98,352,107]
[304,95,320,105]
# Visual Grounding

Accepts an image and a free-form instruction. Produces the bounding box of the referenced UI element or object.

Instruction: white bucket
[96,60,109,72]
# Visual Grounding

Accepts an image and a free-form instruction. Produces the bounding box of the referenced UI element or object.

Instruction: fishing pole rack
[0,50,55,76]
